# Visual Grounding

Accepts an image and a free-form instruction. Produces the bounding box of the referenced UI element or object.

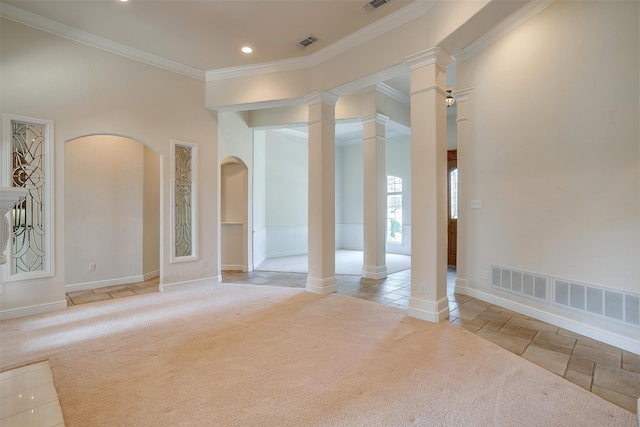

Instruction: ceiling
[1,0,457,141]
[2,0,415,72]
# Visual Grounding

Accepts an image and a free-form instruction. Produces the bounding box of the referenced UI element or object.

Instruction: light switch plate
[471,200,482,209]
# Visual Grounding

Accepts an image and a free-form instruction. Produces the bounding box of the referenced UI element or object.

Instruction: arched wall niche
[64,134,161,291]
[220,156,250,271]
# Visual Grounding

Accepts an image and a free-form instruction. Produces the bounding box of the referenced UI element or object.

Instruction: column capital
[404,47,452,71]
[453,87,473,103]
[304,91,340,107]
[360,113,389,126]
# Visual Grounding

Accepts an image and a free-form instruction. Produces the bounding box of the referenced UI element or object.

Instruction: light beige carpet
[0,283,635,426]
[257,249,411,275]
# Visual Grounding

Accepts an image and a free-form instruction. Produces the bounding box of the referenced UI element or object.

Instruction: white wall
[457,1,639,346]
[253,131,267,267]
[339,143,364,250]
[0,19,218,317]
[264,130,308,257]
[335,145,344,248]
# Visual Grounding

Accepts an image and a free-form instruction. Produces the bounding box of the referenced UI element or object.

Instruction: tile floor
[59,268,638,414]
[0,361,65,427]
[65,277,160,306]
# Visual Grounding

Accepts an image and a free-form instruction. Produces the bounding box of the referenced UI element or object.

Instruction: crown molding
[0,2,206,81]
[453,0,556,63]
[304,91,340,106]
[360,113,390,125]
[452,87,473,103]
[310,0,436,65]
[405,47,452,71]
[376,83,410,106]
[1,0,433,83]
[206,0,435,82]
[271,128,308,139]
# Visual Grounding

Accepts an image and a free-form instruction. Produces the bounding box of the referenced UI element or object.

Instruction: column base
[408,295,450,323]
[306,276,337,294]
[362,264,388,280]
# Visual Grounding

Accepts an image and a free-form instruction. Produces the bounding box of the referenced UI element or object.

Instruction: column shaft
[362,114,388,279]
[406,48,451,322]
[305,91,339,294]
[452,88,473,293]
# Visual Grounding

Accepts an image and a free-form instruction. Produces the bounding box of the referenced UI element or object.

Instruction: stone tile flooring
[66,269,640,414]
[65,276,160,306]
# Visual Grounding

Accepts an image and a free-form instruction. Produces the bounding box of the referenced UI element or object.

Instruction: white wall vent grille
[490,265,549,302]
[364,0,391,13]
[553,278,639,326]
[295,35,319,49]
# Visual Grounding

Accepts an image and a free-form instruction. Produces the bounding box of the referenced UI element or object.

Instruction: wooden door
[447,150,457,266]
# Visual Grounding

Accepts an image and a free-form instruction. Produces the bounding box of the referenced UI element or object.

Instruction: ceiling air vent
[364,0,391,13]
[296,35,319,49]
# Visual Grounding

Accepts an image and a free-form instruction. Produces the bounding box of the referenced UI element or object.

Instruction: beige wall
[143,145,160,277]
[1,19,219,316]
[457,1,638,338]
[66,136,145,288]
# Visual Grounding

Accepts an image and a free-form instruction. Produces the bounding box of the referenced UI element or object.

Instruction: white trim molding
[306,276,337,295]
[304,91,340,107]
[455,283,640,355]
[408,295,450,323]
[0,300,67,320]
[453,1,556,62]
[2,114,55,282]
[452,87,473,103]
[376,83,410,106]
[206,0,436,81]
[405,47,453,71]
[65,275,147,292]
[0,2,205,81]
[170,139,199,263]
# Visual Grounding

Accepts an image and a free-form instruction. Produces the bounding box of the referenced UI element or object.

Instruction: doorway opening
[64,135,161,304]
[220,156,250,271]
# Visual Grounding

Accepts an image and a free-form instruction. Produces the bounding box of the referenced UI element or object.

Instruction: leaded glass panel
[174,145,192,258]
[11,121,46,274]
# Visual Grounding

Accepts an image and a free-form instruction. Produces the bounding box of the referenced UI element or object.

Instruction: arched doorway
[64,135,161,295]
[220,156,250,271]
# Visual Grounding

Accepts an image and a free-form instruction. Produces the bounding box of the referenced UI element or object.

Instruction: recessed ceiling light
[241,46,253,54]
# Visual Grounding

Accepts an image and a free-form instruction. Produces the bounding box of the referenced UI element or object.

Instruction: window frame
[170,139,198,263]
[386,175,403,245]
[2,114,55,282]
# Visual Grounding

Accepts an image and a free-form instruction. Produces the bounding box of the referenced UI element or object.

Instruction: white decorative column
[305,91,339,294]
[361,113,388,279]
[405,47,452,322]
[452,88,473,293]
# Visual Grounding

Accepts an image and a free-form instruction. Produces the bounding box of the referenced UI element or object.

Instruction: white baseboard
[0,300,67,320]
[267,250,308,258]
[455,281,640,354]
[160,276,220,292]
[408,295,450,323]
[144,270,160,281]
[222,264,244,271]
[66,275,145,292]
[306,276,337,294]
[362,264,388,280]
